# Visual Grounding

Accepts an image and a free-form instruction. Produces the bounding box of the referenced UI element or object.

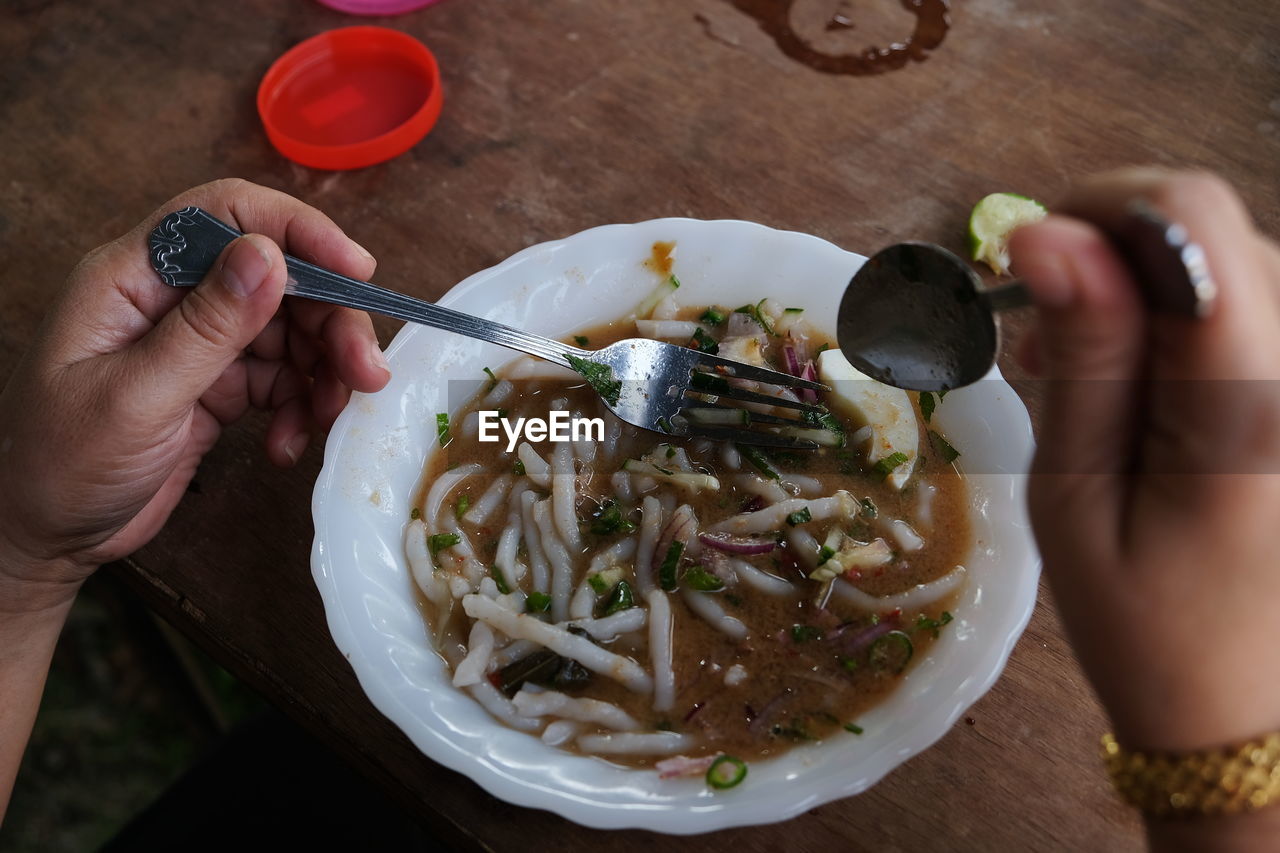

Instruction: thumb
[132,234,286,417]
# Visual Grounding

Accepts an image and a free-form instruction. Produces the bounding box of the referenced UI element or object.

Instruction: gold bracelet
[1102,732,1280,817]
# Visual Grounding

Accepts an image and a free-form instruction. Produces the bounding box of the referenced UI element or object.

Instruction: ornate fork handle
[149,207,579,368]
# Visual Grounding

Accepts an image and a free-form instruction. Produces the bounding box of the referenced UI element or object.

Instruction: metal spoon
[836,202,1218,391]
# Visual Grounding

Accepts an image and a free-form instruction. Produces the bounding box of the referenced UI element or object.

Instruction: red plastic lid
[257,27,442,170]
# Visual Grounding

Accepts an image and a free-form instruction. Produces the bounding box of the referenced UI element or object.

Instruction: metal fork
[149,207,830,449]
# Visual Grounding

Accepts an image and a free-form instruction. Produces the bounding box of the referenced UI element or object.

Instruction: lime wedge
[967,192,1047,275]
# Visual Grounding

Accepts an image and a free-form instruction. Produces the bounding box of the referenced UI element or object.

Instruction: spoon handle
[980,281,1032,313]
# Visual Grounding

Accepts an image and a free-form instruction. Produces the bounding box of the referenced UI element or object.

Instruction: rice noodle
[648,590,676,712]
[915,484,938,529]
[512,688,642,730]
[727,557,796,596]
[682,589,749,639]
[541,720,580,746]
[490,638,537,669]
[569,579,596,620]
[533,499,575,622]
[611,470,635,504]
[464,473,513,527]
[453,621,495,687]
[405,519,450,607]
[517,442,552,488]
[719,442,741,471]
[466,681,541,731]
[633,497,663,596]
[587,538,638,575]
[576,731,695,755]
[439,515,485,585]
[463,594,653,693]
[519,491,551,594]
[709,491,857,534]
[460,410,481,440]
[784,527,821,569]
[482,378,514,407]
[635,319,701,339]
[832,565,968,613]
[780,474,824,496]
[424,463,482,528]
[889,519,925,552]
[494,508,526,585]
[566,607,647,641]
[601,415,623,460]
[733,473,789,504]
[550,440,582,552]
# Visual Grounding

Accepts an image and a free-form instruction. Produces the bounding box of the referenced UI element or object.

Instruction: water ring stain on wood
[715,0,951,76]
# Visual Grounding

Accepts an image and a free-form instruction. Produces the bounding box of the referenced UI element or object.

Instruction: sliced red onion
[799,360,819,403]
[781,343,801,377]
[698,531,777,555]
[656,753,719,779]
[653,504,699,576]
[788,332,810,365]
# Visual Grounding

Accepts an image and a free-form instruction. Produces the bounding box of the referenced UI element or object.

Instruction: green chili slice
[683,565,724,592]
[659,541,684,591]
[868,630,914,674]
[603,580,636,615]
[706,755,748,790]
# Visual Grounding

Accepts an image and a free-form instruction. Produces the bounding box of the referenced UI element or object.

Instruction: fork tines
[691,352,828,393]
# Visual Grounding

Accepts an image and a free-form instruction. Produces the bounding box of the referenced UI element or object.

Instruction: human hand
[0,178,392,613]
[1010,169,1280,756]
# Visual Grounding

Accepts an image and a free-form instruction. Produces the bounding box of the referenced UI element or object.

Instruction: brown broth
[414,308,970,766]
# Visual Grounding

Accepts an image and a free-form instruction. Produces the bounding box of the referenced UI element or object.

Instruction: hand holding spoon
[836,202,1217,391]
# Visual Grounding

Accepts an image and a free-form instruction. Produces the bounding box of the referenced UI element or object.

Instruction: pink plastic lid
[314,0,444,15]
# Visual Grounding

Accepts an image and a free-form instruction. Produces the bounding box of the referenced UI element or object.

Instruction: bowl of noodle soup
[311,218,1039,832]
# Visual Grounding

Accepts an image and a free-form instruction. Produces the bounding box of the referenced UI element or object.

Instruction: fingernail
[284,433,310,465]
[352,240,375,262]
[222,236,273,298]
[370,341,390,376]
[1023,254,1076,309]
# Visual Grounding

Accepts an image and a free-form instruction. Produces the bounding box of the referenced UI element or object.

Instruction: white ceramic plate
[311,219,1040,833]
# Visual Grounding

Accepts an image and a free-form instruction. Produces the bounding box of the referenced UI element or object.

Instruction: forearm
[0,573,77,824]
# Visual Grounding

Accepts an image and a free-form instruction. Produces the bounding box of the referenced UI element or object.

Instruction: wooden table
[3,0,1277,848]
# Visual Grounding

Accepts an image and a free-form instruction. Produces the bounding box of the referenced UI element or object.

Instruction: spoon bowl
[837,242,1009,391]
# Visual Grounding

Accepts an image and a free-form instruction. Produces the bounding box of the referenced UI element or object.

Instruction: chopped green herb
[790,624,823,643]
[938,388,949,400]
[919,391,936,423]
[783,307,803,314]
[573,335,590,346]
[706,755,748,790]
[839,656,858,672]
[684,565,724,592]
[690,371,730,394]
[860,497,878,519]
[785,507,812,526]
[770,721,816,741]
[513,459,526,476]
[483,366,498,392]
[738,445,780,480]
[489,565,511,595]
[669,274,681,290]
[603,580,636,615]
[665,445,677,458]
[428,533,461,555]
[436,413,452,448]
[868,630,915,674]
[589,500,636,535]
[817,544,836,564]
[873,451,909,480]
[691,326,719,354]
[929,430,961,463]
[588,574,610,594]
[454,494,470,520]
[656,417,672,433]
[914,611,954,637]
[699,307,726,326]
[409,507,422,520]
[564,353,622,407]
[844,723,864,735]
[816,342,830,355]
[525,591,552,613]
[659,541,684,591]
